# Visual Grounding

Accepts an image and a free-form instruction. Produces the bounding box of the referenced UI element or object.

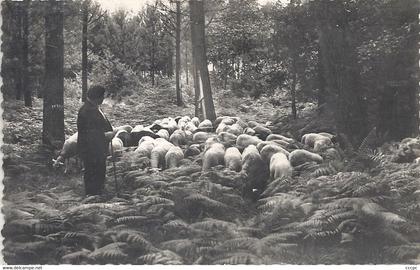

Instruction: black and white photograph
[1,0,419,265]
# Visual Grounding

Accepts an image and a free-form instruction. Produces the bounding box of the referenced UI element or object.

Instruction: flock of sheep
[53,115,341,193]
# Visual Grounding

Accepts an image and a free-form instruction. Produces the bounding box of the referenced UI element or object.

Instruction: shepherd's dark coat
[77,100,113,195]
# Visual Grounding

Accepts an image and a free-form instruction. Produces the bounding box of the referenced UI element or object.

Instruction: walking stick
[110,139,120,197]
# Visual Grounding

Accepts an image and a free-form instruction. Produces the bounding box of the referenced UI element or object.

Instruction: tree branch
[88,10,106,25]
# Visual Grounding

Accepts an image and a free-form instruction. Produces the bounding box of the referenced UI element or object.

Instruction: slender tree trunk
[150,17,156,87]
[185,41,189,85]
[43,0,64,146]
[175,1,183,106]
[290,60,297,119]
[151,44,155,86]
[36,76,43,98]
[191,45,201,118]
[22,0,31,107]
[189,0,216,121]
[316,47,326,113]
[168,45,174,78]
[190,1,202,118]
[223,59,228,89]
[81,0,88,102]
[15,5,23,100]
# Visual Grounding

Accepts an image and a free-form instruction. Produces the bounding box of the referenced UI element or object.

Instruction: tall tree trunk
[22,0,32,107]
[223,59,228,89]
[150,15,156,86]
[15,5,23,100]
[81,0,88,102]
[191,46,201,118]
[316,47,326,114]
[290,59,297,120]
[185,41,189,85]
[150,44,155,86]
[168,45,174,78]
[36,76,43,98]
[43,0,64,146]
[175,0,183,106]
[189,0,216,121]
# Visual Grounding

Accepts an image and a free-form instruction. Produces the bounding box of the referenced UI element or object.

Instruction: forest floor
[2,81,420,265]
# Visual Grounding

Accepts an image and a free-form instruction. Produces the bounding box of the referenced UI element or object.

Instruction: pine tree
[42,0,64,146]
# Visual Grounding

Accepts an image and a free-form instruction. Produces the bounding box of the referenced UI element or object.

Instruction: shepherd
[77,85,115,196]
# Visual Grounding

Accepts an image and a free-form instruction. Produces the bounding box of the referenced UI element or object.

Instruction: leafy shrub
[90,50,141,98]
[230,69,287,99]
[64,75,82,99]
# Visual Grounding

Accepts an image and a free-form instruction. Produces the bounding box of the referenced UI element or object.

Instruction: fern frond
[268,243,299,255]
[368,150,387,164]
[117,230,152,248]
[297,218,327,229]
[144,196,174,205]
[193,255,205,264]
[190,218,237,232]
[262,178,295,196]
[385,244,420,260]
[336,219,359,232]
[88,242,128,261]
[166,164,202,178]
[159,190,174,198]
[184,194,230,210]
[213,252,262,264]
[160,239,196,258]
[336,172,369,189]
[358,127,377,154]
[360,202,406,224]
[258,193,303,212]
[61,249,92,263]
[145,204,170,216]
[262,232,303,245]
[66,202,129,215]
[133,177,155,188]
[192,238,219,247]
[31,193,58,206]
[293,162,319,174]
[216,237,259,252]
[196,246,215,255]
[353,182,379,197]
[134,187,160,197]
[138,250,184,264]
[62,232,93,244]
[31,222,63,236]
[326,210,357,224]
[30,234,59,243]
[311,163,337,177]
[324,197,372,210]
[163,219,189,231]
[6,240,54,254]
[114,209,140,218]
[305,229,339,240]
[149,181,170,188]
[379,212,406,224]
[168,180,192,187]
[113,215,148,225]
[237,227,264,237]
[3,219,38,236]
[3,206,34,220]
[195,181,234,194]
